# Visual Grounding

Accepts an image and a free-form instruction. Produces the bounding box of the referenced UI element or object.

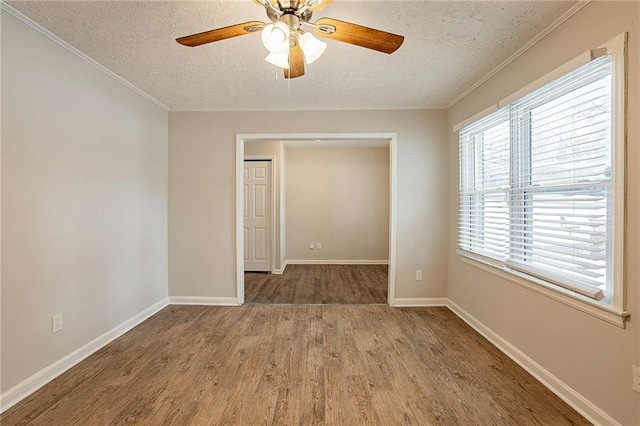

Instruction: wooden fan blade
[313,17,404,54]
[308,0,334,11]
[176,21,264,47]
[284,44,305,79]
[251,0,277,6]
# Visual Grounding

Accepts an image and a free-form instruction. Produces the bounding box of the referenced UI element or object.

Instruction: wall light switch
[309,242,315,250]
[416,270,423,281]
[52,313,63,333]
[317,243,322,250]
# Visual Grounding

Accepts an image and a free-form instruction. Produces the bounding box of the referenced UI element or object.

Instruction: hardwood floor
[245,264,388,304]
[2,305,587,425]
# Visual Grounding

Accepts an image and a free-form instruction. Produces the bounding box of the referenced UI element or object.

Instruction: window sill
[457,251,630,328]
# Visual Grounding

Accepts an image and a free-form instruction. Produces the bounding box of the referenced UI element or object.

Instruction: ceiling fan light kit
[265,51,290,69]
[261,22,290,54]
[298,32,327,64]
[176,0,405,79]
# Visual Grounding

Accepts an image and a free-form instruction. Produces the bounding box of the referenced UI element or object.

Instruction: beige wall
[446,2,639,424]
[244,141,286,269]
[1,12,169,393]
[285,147,389,261]
[169,110,449,299]
[3,1,637,422]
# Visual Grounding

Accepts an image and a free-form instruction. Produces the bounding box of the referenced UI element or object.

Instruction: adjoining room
[243,138,391,305]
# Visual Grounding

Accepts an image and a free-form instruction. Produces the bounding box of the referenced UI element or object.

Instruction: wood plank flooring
[245,264,388,304]
[1,305,588,425]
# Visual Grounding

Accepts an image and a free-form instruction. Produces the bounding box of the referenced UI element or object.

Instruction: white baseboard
[272,261,287,275]
[168,296,241,306]
[286,259,389,265]
[445,300,619,426]
[393,297,449,307]
[0,297,169,414]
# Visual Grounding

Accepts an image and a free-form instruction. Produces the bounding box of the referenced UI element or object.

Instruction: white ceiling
[7,0,578,111]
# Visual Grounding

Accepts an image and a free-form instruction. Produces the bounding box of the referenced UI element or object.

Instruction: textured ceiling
[7,0,577,110]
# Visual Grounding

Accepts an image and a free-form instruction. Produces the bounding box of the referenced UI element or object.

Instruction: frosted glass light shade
[265,52,290,69]
[261,22,290,54]
[298,32,327,64]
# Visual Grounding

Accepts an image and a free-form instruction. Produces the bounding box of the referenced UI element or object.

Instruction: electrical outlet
[317,242,322,250]
[52,313,63,334]
[633,365,640,393]
[309,242,315,250]
[416,270,423,281]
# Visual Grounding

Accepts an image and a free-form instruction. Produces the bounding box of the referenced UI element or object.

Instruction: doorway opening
[236,133,398,305]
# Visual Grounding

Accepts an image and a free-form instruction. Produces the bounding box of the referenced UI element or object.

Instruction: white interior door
[244,161,272,272]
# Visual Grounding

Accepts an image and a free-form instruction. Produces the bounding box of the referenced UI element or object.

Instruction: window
[459,108,510,261]
[457,35,626,321]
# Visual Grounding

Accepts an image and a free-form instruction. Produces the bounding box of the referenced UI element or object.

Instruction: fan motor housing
[278,0,299,9]
[267,3,313,23]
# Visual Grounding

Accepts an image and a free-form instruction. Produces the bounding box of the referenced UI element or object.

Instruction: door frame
[244,155,277,274]
[235,132,398,305]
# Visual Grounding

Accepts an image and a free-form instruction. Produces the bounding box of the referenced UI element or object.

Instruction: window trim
[456,33,629,328]
[457,249,629,328]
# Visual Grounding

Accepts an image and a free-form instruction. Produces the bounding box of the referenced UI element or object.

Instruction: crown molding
[1,2,170,111]
[171,105,446,112]
[445,0,592,109]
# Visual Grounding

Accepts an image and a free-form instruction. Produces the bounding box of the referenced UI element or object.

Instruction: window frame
[455,34,629,328]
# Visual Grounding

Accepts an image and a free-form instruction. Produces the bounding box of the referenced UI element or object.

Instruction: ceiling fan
[176,0,405,79]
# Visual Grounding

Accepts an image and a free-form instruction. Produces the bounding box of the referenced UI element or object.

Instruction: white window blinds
[458,55,613,301]
[458,108,510,261]
[507,56,612,300]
